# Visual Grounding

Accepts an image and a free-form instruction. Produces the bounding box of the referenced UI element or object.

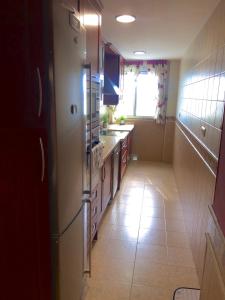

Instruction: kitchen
[1,1,225,300]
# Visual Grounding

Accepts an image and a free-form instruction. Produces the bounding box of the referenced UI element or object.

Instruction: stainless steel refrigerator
[51,2,89,299]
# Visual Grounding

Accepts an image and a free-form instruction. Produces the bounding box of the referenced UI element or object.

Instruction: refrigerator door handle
[83,63,92,194]
[39,137,45,182]
[83,198,92,277]
[83,64,92,277]
[36,67,43,117]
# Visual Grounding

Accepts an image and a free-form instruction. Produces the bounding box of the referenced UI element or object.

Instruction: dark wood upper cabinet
[103,45,122,105]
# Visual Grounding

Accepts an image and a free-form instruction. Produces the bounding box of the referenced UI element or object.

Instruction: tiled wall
[127,118,175,163]
[177,0,225,158]
[174,0,225,282]
[173,124,216,280]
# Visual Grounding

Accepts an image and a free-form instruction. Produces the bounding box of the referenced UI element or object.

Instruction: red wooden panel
[213,115,225,236]
[0,130,51,300]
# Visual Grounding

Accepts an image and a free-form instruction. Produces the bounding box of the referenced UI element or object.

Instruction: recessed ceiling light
[134,51,146,55]
[116,15,136,23]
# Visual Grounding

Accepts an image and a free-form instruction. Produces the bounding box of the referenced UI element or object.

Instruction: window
[117,70,159,117]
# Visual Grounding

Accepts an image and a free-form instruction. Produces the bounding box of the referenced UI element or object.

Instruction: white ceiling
[101,0,220,60]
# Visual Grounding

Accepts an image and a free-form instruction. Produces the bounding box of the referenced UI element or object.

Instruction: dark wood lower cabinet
[127,130,133,161]
[120,137,128,180]
[120,150,128,180]
[92,131,133,243]
[101,154,112,213]
[90,182,102,241]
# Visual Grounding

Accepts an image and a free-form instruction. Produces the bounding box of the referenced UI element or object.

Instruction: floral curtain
[124,61,169,124]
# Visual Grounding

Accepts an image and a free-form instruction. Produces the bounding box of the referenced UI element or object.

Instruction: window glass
[117,70,159,117]
[136,73,158,117]
[117,71,136,116]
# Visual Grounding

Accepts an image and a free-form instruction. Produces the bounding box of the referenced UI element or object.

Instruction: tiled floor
[84,161,200,300]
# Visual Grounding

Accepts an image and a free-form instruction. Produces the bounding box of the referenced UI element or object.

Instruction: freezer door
[53,1,86,232]
[59,206,84,300]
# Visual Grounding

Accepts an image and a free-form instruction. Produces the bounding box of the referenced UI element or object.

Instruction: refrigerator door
[59,205,84,300]
[53,1,86,232]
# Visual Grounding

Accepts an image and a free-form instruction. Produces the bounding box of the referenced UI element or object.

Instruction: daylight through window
[117,70,159,117]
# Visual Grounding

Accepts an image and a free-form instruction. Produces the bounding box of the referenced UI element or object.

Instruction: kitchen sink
[100,130,118,136]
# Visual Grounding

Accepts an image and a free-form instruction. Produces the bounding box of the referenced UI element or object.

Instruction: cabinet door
[1,1,47,129]
[83,0,100,75]
[103,51,120,105]
[1,3,52,299]
[0,131,51,300]
[127,131,133,161]
[102,155,112,212]
[121,150,128,180]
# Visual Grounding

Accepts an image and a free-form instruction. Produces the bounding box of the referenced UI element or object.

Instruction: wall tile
[177,1,225,158]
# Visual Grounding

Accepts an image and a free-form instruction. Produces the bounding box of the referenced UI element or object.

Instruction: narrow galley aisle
[83,161,200,300]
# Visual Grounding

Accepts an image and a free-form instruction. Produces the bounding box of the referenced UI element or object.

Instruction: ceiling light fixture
[116,15,136,23]
[134,51,146,55]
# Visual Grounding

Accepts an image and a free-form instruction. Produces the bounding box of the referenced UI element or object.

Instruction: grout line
[164,197,169,259]
[128,180,145,300]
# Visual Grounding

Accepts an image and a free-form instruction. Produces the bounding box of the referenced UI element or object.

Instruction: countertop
[100,131,129,161]
[107,124,134,132]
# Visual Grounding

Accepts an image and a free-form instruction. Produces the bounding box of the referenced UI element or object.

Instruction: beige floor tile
[166,219,187,233]
[86,161,200,299]
[136,244,168,264]
[92,238,137,261]
[144,187,163,199]
[141,206,165,218]
[92,257,134,283]
[102,212,141,227]
[140,216,166,230]
[98,224,139,242]
[122,186,144,197]
[164,201,183,211]
[167,265,200,289]
[138,228,167,246]
[133,259,169,287]
[142,197,165,208]
[111,203,142,215]
[130,284,173,300]
[167,232,191,249]
[84,279,130,300]
[118,196,143,207]
[167,247,195,268]
[123,180,145,188]
[165,209,184,221]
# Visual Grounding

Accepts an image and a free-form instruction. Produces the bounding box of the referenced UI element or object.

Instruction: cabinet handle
[93,206,98,216]
[83,64,92,193]
[39,137,45,182]
[37,68,43,118]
